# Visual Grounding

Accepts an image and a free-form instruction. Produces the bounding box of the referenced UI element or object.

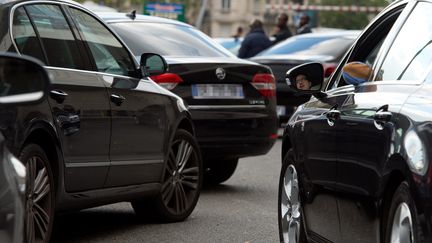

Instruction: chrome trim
[65,162,110,168]
[188,105,266,110]
[111,160,163,166]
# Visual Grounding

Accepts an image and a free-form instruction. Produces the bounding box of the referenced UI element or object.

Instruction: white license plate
[192,84,244,99]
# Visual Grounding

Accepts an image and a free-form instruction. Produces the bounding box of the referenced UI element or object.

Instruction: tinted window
[70,8,135,76]
[256,35,354,57]
[13,7,46,63]
[26,4,83,69]
[109,22,234,58]
[379,2,432,81]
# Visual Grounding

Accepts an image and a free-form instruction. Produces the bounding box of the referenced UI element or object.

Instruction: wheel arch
[281,133,292,163]
[22,123,63,195]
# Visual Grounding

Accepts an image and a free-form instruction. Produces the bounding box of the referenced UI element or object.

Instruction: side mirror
[140,53,168,78]
[0,53,50,105]
[286,62,324,94]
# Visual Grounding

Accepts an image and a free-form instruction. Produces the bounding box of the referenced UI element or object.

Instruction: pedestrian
[272,13,292,45]
[238,19,272,58]
[297,14,312,35]
[232,26,243,42]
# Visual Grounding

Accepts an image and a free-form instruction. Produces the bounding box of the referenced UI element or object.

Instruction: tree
[317,0,388,29]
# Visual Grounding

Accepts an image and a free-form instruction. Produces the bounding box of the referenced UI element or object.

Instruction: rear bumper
[189,107,277,159]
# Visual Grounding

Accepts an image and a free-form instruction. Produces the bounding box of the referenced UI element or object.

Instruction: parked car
[98,12,278,185]
[250,31,359,124]
[279,0,432,242]
[0,53,50,243]
[0,1,203,242]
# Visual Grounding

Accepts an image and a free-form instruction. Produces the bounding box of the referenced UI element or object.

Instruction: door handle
[110,94,126,106]
[374,111,392,123]
[326,109,341,121]
[325,108,340,127]
[50,90,68,103]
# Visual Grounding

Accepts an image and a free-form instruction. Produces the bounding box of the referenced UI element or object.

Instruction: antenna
[126,10,136,20]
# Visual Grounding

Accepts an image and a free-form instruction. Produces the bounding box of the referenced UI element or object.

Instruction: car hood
[249,54,335,63]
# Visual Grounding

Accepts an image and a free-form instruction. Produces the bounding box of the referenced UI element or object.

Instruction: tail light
[252,73,276,98]
[323,63,337,78]
[150,73,183,90]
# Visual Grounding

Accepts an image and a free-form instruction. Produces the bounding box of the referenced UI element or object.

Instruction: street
[51,140,282,243]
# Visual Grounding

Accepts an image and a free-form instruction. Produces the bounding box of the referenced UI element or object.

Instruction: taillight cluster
[323,63,337,78]
[251,73,276,98]
[150,73,183,90]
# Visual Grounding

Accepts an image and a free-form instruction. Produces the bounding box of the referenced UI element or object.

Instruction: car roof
[97,11,192,28]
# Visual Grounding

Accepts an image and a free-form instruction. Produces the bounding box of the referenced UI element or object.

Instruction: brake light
[323,63,337,78]
[150,73,183,90]
[252,73,276,97]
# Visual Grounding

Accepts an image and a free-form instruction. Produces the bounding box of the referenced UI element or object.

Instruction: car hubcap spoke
[280,165,300,243]
[391,202,413,243]
[26,155,52,243]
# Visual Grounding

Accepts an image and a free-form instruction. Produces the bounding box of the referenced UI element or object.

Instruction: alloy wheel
[25,155,53,243]
[161,138,200,214]
[280,165,301,243]
[390,202,414,243]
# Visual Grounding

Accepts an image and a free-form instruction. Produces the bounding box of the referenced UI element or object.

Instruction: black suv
[279,0,432,242]
[0,1,203,242]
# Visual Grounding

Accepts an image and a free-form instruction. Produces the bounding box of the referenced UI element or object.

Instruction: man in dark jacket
[272,13,292,45]
[238,19,272,58]
[297,14,312,35]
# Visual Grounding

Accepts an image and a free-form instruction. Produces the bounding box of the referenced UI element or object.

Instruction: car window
[256,35,354,57]
[12,7,46,64]
[109,22,234,58]
[327,7,403,89]
[25,4,84,69]
[378,2,432,81]
[69,8,136,76]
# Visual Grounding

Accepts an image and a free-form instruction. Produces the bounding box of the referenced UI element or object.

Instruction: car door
[68,7,168,187]
[325,2,432,242]
[12,4,111,192]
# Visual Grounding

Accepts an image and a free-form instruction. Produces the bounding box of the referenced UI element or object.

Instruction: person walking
[238,19,272,58]
[272,13,292,45]
[297,14,312,35]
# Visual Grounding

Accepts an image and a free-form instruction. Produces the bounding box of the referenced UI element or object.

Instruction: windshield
[257,35,354,57]
[109,22,235,58]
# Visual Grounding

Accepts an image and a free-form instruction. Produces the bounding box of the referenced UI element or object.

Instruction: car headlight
[404,130,427,175]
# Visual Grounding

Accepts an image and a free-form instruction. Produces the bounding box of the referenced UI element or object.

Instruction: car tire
[132,129,202,222]
[384,181,424,243]
[278,152,306,243]
[204,158,238,185]
[19,144,55,243]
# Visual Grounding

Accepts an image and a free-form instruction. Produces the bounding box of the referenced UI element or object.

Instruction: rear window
[257,35,354,57]
[109,22,234,58]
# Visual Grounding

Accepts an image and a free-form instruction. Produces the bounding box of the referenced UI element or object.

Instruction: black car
[279,0,432,242]
[0,53,50,243]
[0,1,203,242]
[250,31,359,124]
[98,12,278,185]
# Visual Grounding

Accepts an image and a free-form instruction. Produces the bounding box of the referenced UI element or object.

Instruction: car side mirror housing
[140,53,168,78]
[286,62,325,95]
[0,53,50,105]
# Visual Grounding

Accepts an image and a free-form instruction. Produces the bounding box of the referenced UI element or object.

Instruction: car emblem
[215,68,226,80]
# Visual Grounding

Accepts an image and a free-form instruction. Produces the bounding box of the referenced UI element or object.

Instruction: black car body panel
[99,13,278,162]
[279,0,432,242]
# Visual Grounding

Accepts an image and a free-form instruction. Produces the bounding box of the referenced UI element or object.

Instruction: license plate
[192,84,244,99]
[277,106,286,116]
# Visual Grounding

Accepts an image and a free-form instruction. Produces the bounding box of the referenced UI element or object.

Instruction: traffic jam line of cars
[1,0,432,243]
[0,0,277,242]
